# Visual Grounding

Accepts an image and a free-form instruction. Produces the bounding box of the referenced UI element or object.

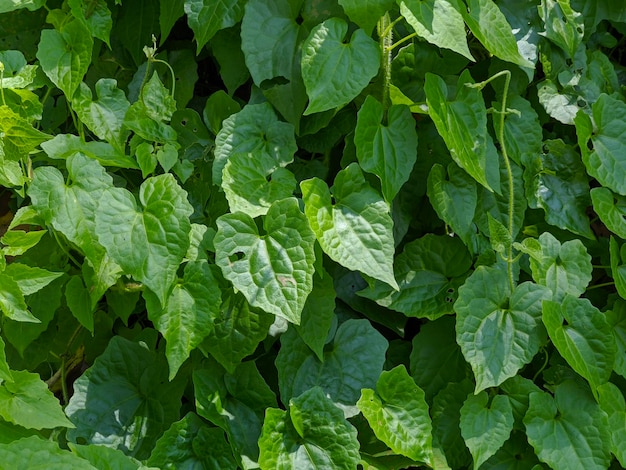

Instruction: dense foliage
[1,0,626,468]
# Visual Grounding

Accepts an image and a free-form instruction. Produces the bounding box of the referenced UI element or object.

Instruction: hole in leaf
[180,118,188,126]
[76,437,87,445]
[228,252,245,264]
[577,98,587,108]
[446,287,454,294]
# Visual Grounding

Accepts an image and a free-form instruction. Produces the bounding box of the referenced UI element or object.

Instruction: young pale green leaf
[213,102,296,185]
[524,139,593,238]
[222,152,297,218]
[410,316,470,402]
[301,18,380,114]
[65,336,184,460]
[0,369,74,429]
[214,198,315,324]
[542,296,616,393]
[241,0,301,85]
[293,267,335,362]
[354,96,418,202]
[258,387,360,470]
[0,273,38,322]
[36,20,93,99]
[276,319,388,418]
[339,0,394,35]
[523,380,611,470]
[145,260,221,379]
[301,164,397,289]
[427,163,477,242]
[29,154,122,304]
[0,105,51,160]
[184,0,245,53]
[538,0,584,58]
[68,0,113,48]
[461,0,533,68]
[1,229,46,257]
[200,291,274,374]
[358,365,433,464]
[399,0,473,60]
[68,443,143,470]
[72,79,130,151]
[0,436,96,470]
[2,263,63,296]
[424,70,500,192]
[606,299,626,379]
[487,213,511,255]
[0,337,12,382]
[576,94,626,196]
[592,188,626,239]
[431,379,474,469]
[0,50,37,89]
[460,393,514,469]
[40,134,137,169]
[95,173,193,305]
[194,360,276,469]
[529,232,592,301]
[455,266,551,392]
[359,234,471,320]
[148,412,237,469]
[596,382,626,467]
[65,275,94,333]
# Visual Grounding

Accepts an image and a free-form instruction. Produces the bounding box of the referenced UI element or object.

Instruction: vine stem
[377,13,393,114]
[468,70,515,291]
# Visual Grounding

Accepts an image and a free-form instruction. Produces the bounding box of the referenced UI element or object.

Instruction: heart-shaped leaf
[214,198,315,324]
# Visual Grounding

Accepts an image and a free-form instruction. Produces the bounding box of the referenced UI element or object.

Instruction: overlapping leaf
[184,0,245,53]
[592,188,626,238]
[301,164,397,289]
[214,198,315,323]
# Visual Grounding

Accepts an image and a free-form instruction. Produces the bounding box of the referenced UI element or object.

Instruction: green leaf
[65,336,184,460]
[610,237,626,301]
[276,319,388,417]
[203,90,240,134]
[194,360,276,469]
[410,316,470,402]
[301,164,397,289]
[68,0,113,48]
[72,79,130,151]
[65,275,94,333]
[2,263,63,296]
[40,134,137,169]
[455,266,551,392]
[148,412,237,469]
[258,387,360,470]
[576,94,626,196]
[210,26,250,95]
[36,20,93,98]
[0,272,37,322]
[301,18,380,114]
[214,198,315,323]
[529,232,592,301]
[495,95,541,167]
[431,379,474,469]
[358,365,433,464]
[538,0,584,58]
[606,299,626,379]
[424,70,500,192]
[184,0,245,53]
[0,105,51,160]
[359,234,471,319]
[241,0,302,85]
[213,102,297,186]
[293,267,335,362]
[461,0,533,67]
[542,295,616,393]
[95,173,193,305]
[524,139,592,238]
[0,369,74,429]
[399,0,473,60]
[0,337,12,382]
[523,380,611,470]
[159,0,185,42]
[68,443,143,470]
[199,291,274,374]
[487,213,511,255]
[29,154,122,304]
[427,162,477,241]
[113,0,158,65]
[339,0,394,35]
[592,188,626,239]
[222,152,297,218]
[460,393,514,469]
[0,50,37,89]
[596,382,626,467]
[354,96,418,201]
[145,260,221,379]
[0,436,96,469]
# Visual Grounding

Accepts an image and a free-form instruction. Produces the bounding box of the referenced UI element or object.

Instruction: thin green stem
[0,62,5,106]
[377,14,393,113]
[587,281,615,290]
[532,348,549,382]
[387,32,418,52]
[152,58,177,98]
